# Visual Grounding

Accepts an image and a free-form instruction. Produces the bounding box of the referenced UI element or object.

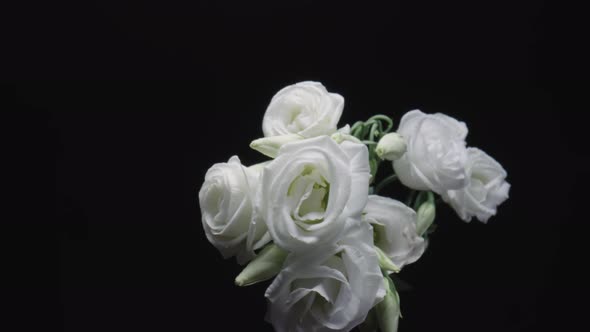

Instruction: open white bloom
[262,81,344,138]
[265,219,386,332]
[198,156,270,265]
[257,136,370,252]
[393,110,469,194]
[363,195,426,269]
[442,148,510,223]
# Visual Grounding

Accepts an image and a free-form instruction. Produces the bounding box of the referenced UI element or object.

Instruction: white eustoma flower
[442,148,510,223]
[393,110,469,194]
[265,219,386,332]
[262,81,344,138]
[257,136,370,252]
[198,156,270,265]
[363,195,426,269]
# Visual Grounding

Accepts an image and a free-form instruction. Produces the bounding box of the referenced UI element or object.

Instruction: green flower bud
[375,133,406,161]
[249,134,304,158]
[374,246,400,273]
[235,244,288,286]
[416,199,436,236]
[376,275,401,332]
[331,131,362,144]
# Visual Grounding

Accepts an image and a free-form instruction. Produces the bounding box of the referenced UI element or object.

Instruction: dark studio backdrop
[3,1,586,331]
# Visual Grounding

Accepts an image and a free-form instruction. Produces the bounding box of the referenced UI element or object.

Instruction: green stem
[412,191,435,210]
[375,174,398,194]
[350,115,394,142]
[369,122,380,141]
[412,191,427,210]
[350,121,365,138]
[406,190,417,206]
[369,158,380,183]
[428,191,435,204]
[367,115,393,133]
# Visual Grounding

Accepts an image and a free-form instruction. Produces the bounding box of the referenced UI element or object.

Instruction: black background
[3,0,586,331]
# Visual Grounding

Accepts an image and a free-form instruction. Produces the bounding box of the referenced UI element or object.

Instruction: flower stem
[351,121,365,138]
[406,190,417,206]
[367,115,394,133]
[375,174,398,194]
[350,115,394,141]
[369,122,380,141]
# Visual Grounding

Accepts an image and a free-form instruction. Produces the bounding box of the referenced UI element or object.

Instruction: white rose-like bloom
[442,148,510,223]
[257,136,370,252]
[265,219,386,332]
[262,81,344,138]
[363,195,427,269]
[393,109,469,194]
[198,156,270,265]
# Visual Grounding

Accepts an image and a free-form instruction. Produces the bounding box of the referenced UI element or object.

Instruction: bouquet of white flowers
[198,81,510,332]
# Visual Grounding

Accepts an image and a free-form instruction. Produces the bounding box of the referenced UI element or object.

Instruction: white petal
[363,195,426,268]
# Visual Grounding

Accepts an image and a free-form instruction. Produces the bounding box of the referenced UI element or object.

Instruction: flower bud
[249,134,303,158]
[376,133,406,161]
[235,244,288,286]
[331,124,362,144]
[416,200,436,236]
[331,132,362,144]
[374,246,401,273]
[376,275,400,332]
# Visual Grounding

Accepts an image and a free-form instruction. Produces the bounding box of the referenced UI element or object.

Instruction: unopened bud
[416,201,436,236]
[376,275,401,332]
[375,246,401,273]
[375,133,406,161]
[331,132,362,144]
[235,244,288,286]
[250,134,303,158]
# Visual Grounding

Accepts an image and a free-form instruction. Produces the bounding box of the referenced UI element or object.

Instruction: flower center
[469,177,487,202]
[205,183,225,227]
[288,255,346,321]
[287,165,330,224]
